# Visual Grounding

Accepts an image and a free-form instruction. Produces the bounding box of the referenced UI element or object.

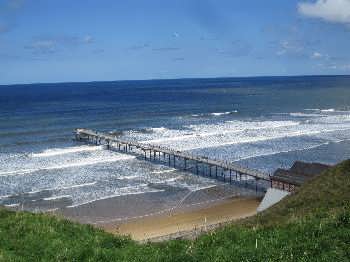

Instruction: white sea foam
[321,108,335,112]
[211,111,232,116]
[290,112,324,117]
[66,187,165,208]
[139,120,300,144]
[120,175,140,180]
[31,145,103,158]
[180,184,217,192]
[0,154,135,177]
[4,203,20,207]
[61,182,97,190]
[147,127,168,133]
[43,195,71,201]
[124,112,350,156]
[235,141,332,161]
[151,168,176,174]
[24,182,97,195]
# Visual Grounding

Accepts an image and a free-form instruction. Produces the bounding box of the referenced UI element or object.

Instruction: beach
[48,184,261,241]
[102,197,260,241]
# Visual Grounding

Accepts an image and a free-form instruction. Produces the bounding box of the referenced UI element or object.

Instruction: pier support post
[229,170,232,184]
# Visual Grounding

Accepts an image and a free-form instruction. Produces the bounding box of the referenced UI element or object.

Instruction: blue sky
[1,0,350,84]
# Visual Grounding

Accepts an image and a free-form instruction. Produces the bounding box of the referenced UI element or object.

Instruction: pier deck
[75,128,271,191]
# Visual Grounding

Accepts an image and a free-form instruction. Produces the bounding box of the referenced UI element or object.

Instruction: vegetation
[1,160,350,261]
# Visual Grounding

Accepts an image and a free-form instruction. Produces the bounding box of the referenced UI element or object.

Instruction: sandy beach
[102,197,260,241]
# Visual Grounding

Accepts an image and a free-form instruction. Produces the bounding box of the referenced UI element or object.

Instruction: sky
[0,0,350,84]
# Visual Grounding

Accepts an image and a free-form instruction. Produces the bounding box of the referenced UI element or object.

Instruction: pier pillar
[229,170,232,184]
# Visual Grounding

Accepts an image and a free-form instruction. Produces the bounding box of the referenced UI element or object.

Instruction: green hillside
[1,160,350,261]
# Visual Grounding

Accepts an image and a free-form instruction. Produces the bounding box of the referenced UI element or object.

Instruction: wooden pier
[75,128,271,192]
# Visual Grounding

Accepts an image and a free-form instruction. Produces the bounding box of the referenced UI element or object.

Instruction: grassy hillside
[1,160,350,261]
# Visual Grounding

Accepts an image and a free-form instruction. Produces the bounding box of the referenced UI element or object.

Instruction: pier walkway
[75,128,271,192]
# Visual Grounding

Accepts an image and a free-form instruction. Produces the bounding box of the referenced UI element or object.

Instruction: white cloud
[82,35,93,44]
[298,0,350,24]
[25,40,57,54]
[311,51,323,58]
[25,35,94,55]
[276,40,304,56]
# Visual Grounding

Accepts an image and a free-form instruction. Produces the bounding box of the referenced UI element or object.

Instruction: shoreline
[2,184,262,242]
[55,183,259,224]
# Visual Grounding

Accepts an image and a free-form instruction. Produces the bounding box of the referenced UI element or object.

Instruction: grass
[1,160,350,261]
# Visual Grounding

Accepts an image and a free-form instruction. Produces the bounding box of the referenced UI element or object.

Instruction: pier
[75,128,271,192]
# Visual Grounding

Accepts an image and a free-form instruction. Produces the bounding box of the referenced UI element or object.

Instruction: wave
[211,112,231,116]
[181,127,350,151]
[66,187,165,208]
[4,203,20,207]
[304,108,350,113]
[211,111,238,116]
[151,168,176,174]
[145,127,168,133]
[120,175,140,180]
[0,154,135,177]
[235,141,332,162]
[290,112,325,117]
[31,145,103,158]
[61,182,97,190]
[43,195,71,201]
[0,182,98,200]
[321,108,335,112]
[191,110,238,117]
[139,120,300,145]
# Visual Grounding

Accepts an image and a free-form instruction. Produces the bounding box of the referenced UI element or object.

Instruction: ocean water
[1,75,350,213]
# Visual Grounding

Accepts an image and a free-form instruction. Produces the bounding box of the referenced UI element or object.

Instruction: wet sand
[102,197,260,241]
[56,184,259,224]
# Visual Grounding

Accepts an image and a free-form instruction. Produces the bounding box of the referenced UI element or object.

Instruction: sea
[1,75,350,215]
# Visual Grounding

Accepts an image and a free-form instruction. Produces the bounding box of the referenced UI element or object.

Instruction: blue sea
[1,76,350,218]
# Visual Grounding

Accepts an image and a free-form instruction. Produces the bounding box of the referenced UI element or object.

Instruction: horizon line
[1,73,350,87]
